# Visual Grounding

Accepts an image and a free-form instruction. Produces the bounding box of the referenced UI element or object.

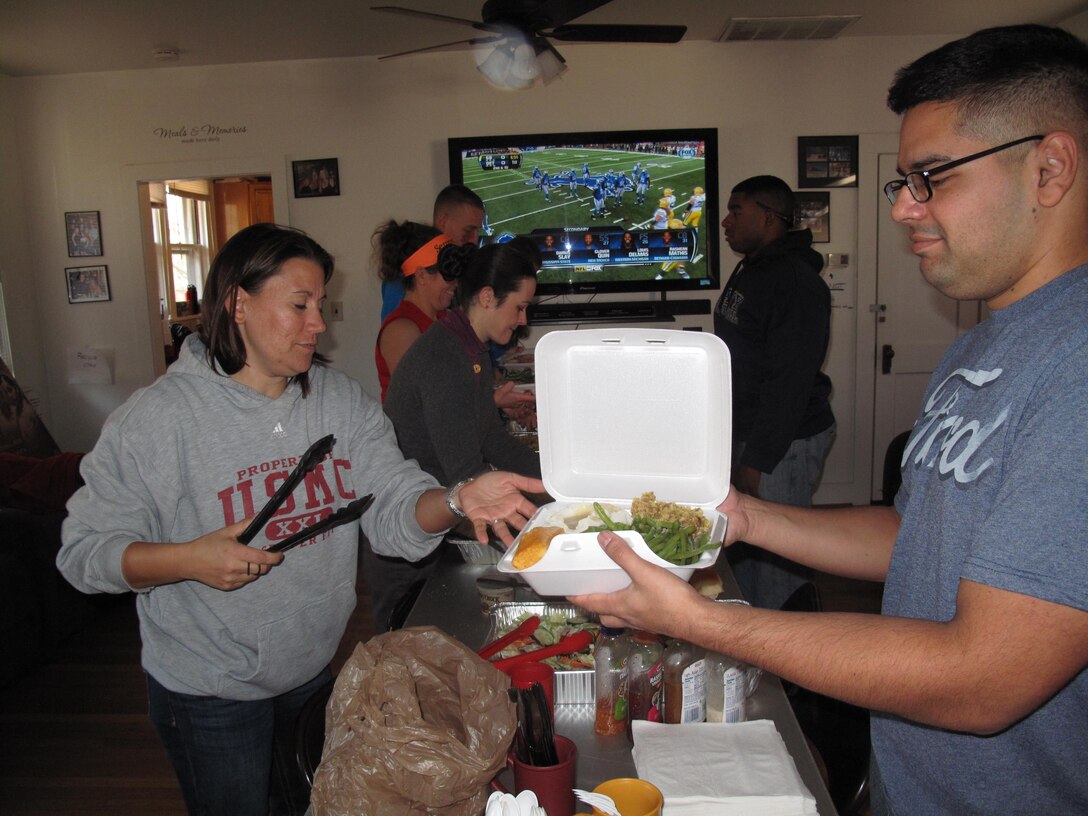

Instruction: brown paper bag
[311,626,515,815]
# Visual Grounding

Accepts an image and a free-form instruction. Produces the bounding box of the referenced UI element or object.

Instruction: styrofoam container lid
[499,329,732,597]
[535,328,732,506]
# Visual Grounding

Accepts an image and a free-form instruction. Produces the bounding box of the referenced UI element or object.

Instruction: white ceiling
[1,0,1086,78]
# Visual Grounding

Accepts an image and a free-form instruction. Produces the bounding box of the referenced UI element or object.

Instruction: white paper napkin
[631,719,818,816]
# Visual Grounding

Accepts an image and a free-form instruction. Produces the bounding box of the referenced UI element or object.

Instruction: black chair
[881,430,911,506]
[780,582,871,816]
[295,680,334,788]
[169,321,193,356]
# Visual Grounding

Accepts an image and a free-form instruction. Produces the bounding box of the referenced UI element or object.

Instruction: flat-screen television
[448,128,719,299]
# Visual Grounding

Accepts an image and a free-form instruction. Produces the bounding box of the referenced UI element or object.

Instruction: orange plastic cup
[592,777,663,816]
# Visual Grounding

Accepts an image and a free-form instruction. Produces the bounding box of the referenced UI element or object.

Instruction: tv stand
[529,295,712,325]
[528,301,673,325]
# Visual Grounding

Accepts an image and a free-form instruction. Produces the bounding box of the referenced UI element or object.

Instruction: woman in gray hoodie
[57,223,543,816]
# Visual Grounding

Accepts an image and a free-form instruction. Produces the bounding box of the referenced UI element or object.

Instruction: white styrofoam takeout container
[497,328,731,595]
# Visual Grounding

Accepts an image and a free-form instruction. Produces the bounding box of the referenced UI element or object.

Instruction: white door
[871,152,982,501]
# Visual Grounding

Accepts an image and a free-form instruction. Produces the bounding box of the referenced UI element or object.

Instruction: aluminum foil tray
[486,601,597,705]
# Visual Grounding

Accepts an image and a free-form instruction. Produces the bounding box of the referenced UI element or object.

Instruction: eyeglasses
[755,200,793,225]
[883,135,1044,205]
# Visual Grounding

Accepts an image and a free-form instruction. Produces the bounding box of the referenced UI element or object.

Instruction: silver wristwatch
[444,477,475,519]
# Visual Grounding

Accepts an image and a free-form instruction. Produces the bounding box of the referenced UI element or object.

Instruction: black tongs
[238,434,336,545]
[265,493,375,553]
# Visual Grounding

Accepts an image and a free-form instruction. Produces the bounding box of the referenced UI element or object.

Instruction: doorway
[138,176,274,370]
[869,152,981,501]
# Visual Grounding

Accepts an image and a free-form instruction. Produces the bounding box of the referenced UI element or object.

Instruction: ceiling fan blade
[539,37,566,65]
[482,0,612,28]
[378,35,502,61]
[548,23,687,43]
[370,5,486,30]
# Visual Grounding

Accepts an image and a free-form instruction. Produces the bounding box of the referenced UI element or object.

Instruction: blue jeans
[728,424,836,609]
[147,668,332,816]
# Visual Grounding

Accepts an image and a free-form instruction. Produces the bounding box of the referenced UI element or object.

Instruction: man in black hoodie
[715,175,835,609]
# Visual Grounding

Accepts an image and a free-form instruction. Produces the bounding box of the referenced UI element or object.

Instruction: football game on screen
[460,140,710,288]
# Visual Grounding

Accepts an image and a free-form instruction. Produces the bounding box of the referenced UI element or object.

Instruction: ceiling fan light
[537,48,566,84]
[476,43,514,88]
[510,41,541,82]
[504,69,535,90]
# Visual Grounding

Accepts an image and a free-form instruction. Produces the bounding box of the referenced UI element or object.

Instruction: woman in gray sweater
[56,224,543,816]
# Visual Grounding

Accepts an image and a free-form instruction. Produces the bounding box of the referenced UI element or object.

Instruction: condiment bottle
[706,650,748,723]
[626,629,664,737]
[594,626,630,736]
[185,284,200,315]
[662,638,706,724]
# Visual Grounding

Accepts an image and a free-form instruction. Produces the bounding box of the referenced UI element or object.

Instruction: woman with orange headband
[373,221,459,402]
[370,241,544,632]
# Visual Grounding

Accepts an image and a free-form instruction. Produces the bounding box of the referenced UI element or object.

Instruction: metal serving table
[404,547,837,815]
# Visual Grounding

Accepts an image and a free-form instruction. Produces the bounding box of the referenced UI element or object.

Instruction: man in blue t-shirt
[379,184,485,320]
[571,25,1088,815]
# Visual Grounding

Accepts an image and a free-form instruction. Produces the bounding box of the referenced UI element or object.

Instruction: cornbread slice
[512,526,563,569]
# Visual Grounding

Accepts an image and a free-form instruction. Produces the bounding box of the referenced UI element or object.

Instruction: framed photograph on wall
[292,158,340,198]
[794,191,830,243]
[65,210,103,257]
[65,265,111,304]
[797,136,858,188]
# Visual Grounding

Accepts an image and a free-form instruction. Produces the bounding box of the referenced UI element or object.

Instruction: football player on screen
[683,186,705,227]
[657,216,690,279]
[651,204,669,230]
[636,169,650,204]
[615,172,632,206]
[590,181,608,219]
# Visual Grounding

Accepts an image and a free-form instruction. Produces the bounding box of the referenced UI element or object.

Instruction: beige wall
[2,35,953,453]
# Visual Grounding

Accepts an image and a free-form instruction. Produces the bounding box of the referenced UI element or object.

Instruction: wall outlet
[330,301,343,321]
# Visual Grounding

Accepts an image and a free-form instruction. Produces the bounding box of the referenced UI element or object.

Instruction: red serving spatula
[477,615,542,660]
[491,629,594,672]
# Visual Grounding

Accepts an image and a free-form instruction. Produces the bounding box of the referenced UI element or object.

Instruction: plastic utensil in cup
[574,788,620,816]
[504,662,556,716]
[511,734,577,816]
[591,778,663,816]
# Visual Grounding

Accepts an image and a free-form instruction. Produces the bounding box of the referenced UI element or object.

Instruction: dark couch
[0,452,122,687]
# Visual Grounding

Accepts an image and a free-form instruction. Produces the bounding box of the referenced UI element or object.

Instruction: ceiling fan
[371,0,687,88]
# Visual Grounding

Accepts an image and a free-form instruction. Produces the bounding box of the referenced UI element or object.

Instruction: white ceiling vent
[720,16,861,42]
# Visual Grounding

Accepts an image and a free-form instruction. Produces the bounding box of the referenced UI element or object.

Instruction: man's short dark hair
[731,175,795,225]
[432,184,484,220]
[887,25,1088,147]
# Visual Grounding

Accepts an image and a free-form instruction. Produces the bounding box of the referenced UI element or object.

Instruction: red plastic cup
[503,661,556,715]
[511,734,577,816]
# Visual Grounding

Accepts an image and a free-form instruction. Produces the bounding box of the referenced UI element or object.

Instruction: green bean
[584,506,722,566]
[593,502,620,531]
